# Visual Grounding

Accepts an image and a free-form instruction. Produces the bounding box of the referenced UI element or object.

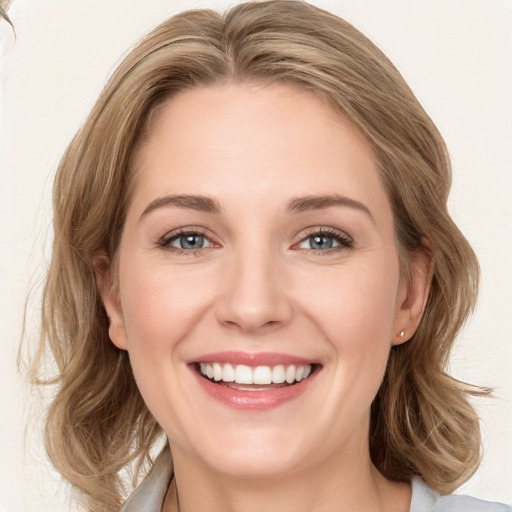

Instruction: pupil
[181,234,204,249]
[311,235,332,250]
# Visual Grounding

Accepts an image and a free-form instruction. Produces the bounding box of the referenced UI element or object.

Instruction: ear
[94,253,128,350]
[393,242,433,346]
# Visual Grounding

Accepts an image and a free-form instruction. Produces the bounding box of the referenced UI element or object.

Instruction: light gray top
[409,476,510,512]
[120,448,510,512]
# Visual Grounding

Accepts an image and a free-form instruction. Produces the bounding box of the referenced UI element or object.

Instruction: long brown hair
[27,1,483,510]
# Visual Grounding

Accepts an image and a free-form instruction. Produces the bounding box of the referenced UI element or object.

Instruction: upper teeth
[199,363,312,385]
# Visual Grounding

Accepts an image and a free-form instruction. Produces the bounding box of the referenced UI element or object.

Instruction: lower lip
[192,368,317,411]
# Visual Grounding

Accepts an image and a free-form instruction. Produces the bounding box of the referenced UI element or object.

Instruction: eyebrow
[140,193,374,223]
[140,195,221,219]
[287,194,375,223]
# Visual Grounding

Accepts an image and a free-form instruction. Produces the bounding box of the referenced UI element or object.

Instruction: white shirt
[120,448,510,512]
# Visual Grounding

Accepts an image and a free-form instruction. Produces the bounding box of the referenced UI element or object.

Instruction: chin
[172,424,316,480]
[205,447,309,480]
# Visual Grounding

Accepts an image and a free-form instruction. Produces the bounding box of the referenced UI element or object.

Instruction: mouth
[195,362,318,391]
[189,351,321,410]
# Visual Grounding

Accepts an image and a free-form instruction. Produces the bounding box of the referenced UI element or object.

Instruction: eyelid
[157,226,219,250]
[293,226,354,252]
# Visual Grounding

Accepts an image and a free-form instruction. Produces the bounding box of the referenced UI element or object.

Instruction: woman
[26,1,510,511]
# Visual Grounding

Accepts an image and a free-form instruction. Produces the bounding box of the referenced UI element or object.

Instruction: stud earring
[399,330,405,341]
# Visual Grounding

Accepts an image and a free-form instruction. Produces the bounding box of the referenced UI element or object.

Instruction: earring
[399,330,405,341]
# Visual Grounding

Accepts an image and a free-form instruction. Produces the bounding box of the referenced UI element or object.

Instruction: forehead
[130,82,390,220]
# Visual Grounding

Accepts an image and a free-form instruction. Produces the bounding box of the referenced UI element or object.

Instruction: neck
[162,445,411,512]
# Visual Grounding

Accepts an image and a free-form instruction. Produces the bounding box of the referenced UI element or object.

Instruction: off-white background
[1,1,511,510]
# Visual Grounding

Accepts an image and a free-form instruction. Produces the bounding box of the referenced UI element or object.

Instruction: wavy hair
[26,1,484,510]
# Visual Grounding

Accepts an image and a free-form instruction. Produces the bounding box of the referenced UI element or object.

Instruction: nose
[215,247,293,334]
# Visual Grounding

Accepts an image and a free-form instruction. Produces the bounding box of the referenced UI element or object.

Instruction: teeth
[199,362,313,385]
[213,363,223,382]
[253,366,272,385]
[285,365,296,384]
[271,365,286,384]
[234,364,253,384]
[222,363,235,382]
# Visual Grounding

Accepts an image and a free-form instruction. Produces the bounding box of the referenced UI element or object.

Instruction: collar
[119,447,173,512]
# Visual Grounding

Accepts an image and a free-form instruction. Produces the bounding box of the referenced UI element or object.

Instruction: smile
[190,352,320,410]
[198,363,313,388]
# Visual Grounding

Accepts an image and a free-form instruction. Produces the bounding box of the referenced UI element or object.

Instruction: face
[99,82,427,479]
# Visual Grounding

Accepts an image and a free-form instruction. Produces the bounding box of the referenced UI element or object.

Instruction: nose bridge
[216,237,292,332]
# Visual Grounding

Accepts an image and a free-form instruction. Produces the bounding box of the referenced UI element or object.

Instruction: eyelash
[157,227,354,256]
[298,227,354,254]
[157,227,216,256]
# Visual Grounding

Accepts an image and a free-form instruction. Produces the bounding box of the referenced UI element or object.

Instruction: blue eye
[159,230,215,253]
[169,233,207,250]
[308,235,336,250]
[297,230,352,251]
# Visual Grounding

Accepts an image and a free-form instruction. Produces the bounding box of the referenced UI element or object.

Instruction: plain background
[1,0,511,510]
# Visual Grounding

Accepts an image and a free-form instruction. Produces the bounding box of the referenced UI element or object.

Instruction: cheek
[296,260,399,345]
[119,263,215,351]
[116,259,219,432]
[297,262,399,399]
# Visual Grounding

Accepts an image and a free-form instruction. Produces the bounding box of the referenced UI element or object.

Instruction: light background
[1,0,511,510]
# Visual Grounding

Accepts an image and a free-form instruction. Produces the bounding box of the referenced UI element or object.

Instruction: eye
[171,233,207,250]
[159,229,216,253]
[296,229,353,252]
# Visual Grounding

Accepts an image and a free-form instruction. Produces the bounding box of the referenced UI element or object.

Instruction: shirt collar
[120,446,173,512]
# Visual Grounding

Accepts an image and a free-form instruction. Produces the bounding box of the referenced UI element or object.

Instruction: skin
[97,82,430,512]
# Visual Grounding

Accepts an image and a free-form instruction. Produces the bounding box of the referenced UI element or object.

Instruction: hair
[0,0,14,30]
[26,1,485,510]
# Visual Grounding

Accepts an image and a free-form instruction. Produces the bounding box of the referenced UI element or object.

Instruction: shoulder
[410,477,511,512]
[435,495,511,512]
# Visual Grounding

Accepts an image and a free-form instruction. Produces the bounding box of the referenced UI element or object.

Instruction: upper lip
[190,351,319,367]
